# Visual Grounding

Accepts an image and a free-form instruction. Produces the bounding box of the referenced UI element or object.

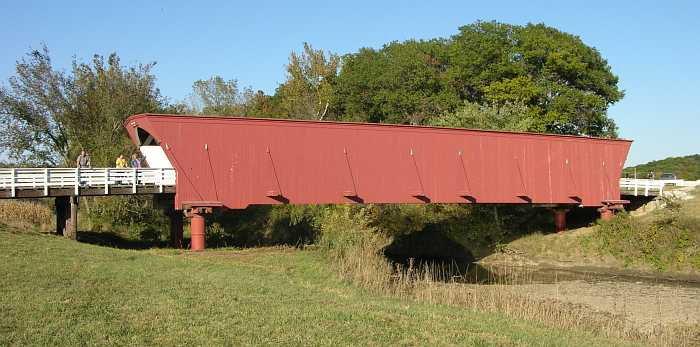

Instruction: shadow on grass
[77,230,176,250]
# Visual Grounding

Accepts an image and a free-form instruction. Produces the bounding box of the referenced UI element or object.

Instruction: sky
[1,0,698,166]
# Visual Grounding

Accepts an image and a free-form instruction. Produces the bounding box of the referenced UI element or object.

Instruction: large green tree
[186,76,256,116]
[332,21,623,137]
[0,45,166,166]
[275,42,341,120]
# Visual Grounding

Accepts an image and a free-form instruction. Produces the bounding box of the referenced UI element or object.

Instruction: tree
[71,53,165,166]
[0,46,73,165]
[332,21,623,137]
[276,42,341,120]
[0,45,166,166]
[332,39,457,124]
[428,101,534,132]
[188,76,254,116]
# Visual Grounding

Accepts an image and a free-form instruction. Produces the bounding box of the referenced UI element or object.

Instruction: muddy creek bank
[392,256,700,332]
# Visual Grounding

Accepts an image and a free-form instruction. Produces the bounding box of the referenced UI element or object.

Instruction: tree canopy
[332,21,623,137]
[275,42,341,120]
[0,45,166,166]
[0,21,625,168]
[186,76,257,116]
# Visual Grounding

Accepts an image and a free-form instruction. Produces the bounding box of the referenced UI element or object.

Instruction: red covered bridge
[124,114,631,250]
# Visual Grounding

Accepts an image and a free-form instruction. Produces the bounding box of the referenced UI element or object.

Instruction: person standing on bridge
[115,154,127,168]
[76,150,91,168]
[130,153,142,169]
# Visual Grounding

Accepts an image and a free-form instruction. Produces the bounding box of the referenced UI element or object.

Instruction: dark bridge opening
[137,128,159,146]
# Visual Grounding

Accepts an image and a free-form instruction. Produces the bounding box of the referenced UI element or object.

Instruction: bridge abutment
[154,194,185,249]
[67,196,78,239]
[55,196,69,236]
[169,210,184,248]
[54,195,78,238]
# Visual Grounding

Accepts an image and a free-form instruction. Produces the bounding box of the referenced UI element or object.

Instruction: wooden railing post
[644,180,649,196]
[158,167,163,193]
[10,168,16,197]
[104,168,109,194]
[132,168,137,194]
[74,168,80,196]
[44,168,49,196]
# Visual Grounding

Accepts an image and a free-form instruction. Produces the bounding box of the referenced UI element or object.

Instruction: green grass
[0,229,639,346]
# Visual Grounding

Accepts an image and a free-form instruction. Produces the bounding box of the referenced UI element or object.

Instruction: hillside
[624,154,700,180]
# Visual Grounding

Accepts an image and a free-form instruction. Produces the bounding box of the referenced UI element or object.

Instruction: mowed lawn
[0,230,636,346]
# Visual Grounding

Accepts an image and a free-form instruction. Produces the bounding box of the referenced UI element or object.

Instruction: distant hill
[624,154,700,180]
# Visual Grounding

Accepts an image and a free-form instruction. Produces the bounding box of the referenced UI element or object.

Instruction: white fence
[0,168,176,197]
[619,178,665,196]
[652,179,700,188]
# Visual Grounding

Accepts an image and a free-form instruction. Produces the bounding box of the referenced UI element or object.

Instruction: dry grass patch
[0,199,53,230]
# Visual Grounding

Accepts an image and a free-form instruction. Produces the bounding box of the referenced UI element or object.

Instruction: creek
[396,257,700,331]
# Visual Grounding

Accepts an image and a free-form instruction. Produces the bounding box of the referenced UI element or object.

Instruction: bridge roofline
[125,113,633,144]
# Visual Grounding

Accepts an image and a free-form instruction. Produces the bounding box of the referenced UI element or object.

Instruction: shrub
[589,197,700,271]
[86,196,168,241]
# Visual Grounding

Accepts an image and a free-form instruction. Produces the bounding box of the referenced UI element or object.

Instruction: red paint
[553,209,567,233]
[599,208,615,221]
[190,212,205,251]
[125,114,632,210]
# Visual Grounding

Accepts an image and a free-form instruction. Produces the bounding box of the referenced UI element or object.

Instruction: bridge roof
[125,113,633,143]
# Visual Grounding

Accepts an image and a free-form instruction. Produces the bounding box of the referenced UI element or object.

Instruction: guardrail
[619,178,700,197]
[619,178,665,196]
[653,179,700,188]
[0,168,176,198]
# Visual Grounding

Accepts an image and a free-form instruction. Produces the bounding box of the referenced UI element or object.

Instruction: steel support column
[599,207,615,221]
[598,201,626,221]
[553,208,568,233]
[190,212,205,251]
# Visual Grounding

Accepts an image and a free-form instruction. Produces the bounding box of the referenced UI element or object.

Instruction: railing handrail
[0,167,176,197]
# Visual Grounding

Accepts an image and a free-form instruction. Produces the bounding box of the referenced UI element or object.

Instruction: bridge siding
[126,114,631,210]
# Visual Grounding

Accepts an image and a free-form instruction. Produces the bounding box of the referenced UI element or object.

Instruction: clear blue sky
[1,0,698,166]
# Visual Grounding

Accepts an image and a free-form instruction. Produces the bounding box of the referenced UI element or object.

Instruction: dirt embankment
[480,186,700,281]
[480,225,700,282]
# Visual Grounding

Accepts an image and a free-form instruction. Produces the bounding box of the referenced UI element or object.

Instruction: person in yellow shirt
[115,154,127,168]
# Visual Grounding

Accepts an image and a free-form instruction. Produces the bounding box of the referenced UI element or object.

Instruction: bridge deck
[0,168,176,198]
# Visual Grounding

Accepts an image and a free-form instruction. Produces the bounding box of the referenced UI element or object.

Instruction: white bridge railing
[0,168,176,197]
[619,178,700,197]
[619,178,666,196]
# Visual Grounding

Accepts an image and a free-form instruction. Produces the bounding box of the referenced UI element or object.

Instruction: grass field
[0,228,640,346]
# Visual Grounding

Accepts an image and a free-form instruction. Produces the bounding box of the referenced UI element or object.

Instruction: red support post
[599,207,615,221]
[190,212,205,251]
[553,208,568,233]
